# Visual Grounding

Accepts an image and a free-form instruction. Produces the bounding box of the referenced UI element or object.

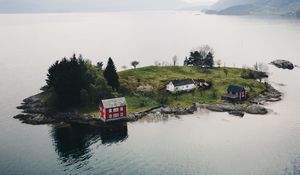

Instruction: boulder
[206,104,244,112]
[245,105,268,114]
[228,111,245,117]
[270,60,294,70]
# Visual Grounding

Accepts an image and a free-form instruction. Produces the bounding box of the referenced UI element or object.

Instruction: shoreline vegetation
[13,46,285,125]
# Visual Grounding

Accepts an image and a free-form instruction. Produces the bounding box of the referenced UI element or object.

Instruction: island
[14,49,282,125]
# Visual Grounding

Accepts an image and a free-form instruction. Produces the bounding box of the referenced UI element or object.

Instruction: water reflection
[50,123,128,165]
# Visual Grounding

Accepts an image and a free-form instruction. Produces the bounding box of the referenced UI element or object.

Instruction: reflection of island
[50,123,128,164]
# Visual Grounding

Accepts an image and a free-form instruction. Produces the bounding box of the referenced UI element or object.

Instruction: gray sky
[0,0,219,13]
[184,0,217,4]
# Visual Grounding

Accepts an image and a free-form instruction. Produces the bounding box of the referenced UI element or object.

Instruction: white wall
[167,83,196,92]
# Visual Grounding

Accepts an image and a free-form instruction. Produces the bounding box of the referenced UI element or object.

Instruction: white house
[166,79,196,93]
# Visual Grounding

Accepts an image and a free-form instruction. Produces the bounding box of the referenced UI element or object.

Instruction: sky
[0,0,219,13]
[184,0,217,4]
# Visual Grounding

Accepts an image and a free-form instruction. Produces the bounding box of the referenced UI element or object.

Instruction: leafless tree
[162,61,171,66]
[192,44,215,58]
[216,59,222,68]
[254,62,269,72]
[154,61,161,66]
[172,55,178,66]
[131,61,139,69]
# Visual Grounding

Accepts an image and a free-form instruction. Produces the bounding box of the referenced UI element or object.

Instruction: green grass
[82,66,266,115]
[125,96,160,114]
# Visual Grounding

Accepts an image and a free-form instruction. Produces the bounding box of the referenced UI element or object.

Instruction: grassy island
[80,66,266,115]
[38,51,268,118]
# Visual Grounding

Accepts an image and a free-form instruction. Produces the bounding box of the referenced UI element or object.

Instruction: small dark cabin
[222,85,247,102]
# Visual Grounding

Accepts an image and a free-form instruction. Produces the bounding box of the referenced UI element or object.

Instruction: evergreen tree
[46,54,90,109]
[103,57,120,91]
[204,52,214,68]
[184,45,215,68]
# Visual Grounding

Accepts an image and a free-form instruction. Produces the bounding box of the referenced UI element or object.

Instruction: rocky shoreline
[14,83,282,125]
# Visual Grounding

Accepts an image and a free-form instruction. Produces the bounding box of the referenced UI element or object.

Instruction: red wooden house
[222,85,247,102]
[99,97,127,122]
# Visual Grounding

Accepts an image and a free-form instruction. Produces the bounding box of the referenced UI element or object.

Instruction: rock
[23,93,43,103]
[14,114,56,125]
[228,111,245,117]
[270,60,294,70]
[245,105,268,115]
[153,107,194,115]
[248,83,282,104]
[206,105,226,112]
[267,97,282,102]
[16,92,50,115]
[23,107,48,114]
[206,103,244,112]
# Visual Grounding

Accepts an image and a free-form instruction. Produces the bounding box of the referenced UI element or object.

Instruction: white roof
[101,97,126,108]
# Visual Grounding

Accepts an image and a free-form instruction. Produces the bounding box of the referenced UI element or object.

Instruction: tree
[253,62,269,82]
[204,52,214,68]
[254,62,268,72]
[80,89,90,106]
[46,54,91,109]
[104,57,120,91]
[131,61,139,69]
[96,61,103,70]
[184,45,215,68]
[184,57,188,66]
[216,59,222,68]
[172,55,178,66]
[154,61,161,66]
[122,65,127,70]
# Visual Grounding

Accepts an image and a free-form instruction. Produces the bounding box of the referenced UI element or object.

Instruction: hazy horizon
[0,0,218,13]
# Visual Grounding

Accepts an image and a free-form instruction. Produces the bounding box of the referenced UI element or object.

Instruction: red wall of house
[99,105,127,121]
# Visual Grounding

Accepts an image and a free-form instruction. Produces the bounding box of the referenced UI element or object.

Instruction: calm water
[0,11,300,175]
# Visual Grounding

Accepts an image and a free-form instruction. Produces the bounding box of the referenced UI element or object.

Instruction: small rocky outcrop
[13,114,56,125]
[193,103,268,115]
[127,106,195,122]
[14,92,100,125]
[245,105,268,114]
[228,111,245,117]
[16,93,49,114]
[270,60,294,70]
[248,84,282,105]
[151,106,194,115]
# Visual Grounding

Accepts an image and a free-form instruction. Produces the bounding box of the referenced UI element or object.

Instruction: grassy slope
[79,66,266,115]
[118,66,266,114]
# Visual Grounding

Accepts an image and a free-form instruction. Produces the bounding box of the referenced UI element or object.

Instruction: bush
[211,88,218,99]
